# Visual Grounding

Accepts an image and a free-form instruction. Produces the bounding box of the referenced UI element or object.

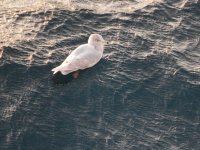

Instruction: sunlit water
[0,0,200,149]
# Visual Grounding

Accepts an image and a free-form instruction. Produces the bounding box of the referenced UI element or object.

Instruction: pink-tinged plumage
[52,34,105,75]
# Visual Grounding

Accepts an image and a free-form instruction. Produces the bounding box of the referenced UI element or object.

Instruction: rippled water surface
[0,0,200,149]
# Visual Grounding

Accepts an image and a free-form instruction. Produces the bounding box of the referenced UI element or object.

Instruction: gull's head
[88,34,106,50]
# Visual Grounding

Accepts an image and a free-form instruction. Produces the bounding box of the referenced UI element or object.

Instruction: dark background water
[0,0,200,149]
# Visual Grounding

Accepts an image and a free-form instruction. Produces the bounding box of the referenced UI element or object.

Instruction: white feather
[52,34,105,75]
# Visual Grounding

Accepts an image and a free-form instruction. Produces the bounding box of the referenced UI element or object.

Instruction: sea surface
[0,0,200,149]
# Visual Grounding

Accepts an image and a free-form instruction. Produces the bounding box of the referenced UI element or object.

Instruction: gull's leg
[72,71,79,79]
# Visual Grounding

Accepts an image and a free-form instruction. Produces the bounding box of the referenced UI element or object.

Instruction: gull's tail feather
[51,65,72,75]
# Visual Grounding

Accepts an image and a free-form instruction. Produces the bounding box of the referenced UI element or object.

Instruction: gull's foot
[72,71,79,79]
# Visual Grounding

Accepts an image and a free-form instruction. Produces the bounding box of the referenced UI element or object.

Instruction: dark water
[0,0,200,149]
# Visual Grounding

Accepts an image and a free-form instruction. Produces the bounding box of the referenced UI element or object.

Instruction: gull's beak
[103,39,109,44]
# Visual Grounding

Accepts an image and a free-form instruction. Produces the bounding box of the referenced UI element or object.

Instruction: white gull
[52,34,105,78]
